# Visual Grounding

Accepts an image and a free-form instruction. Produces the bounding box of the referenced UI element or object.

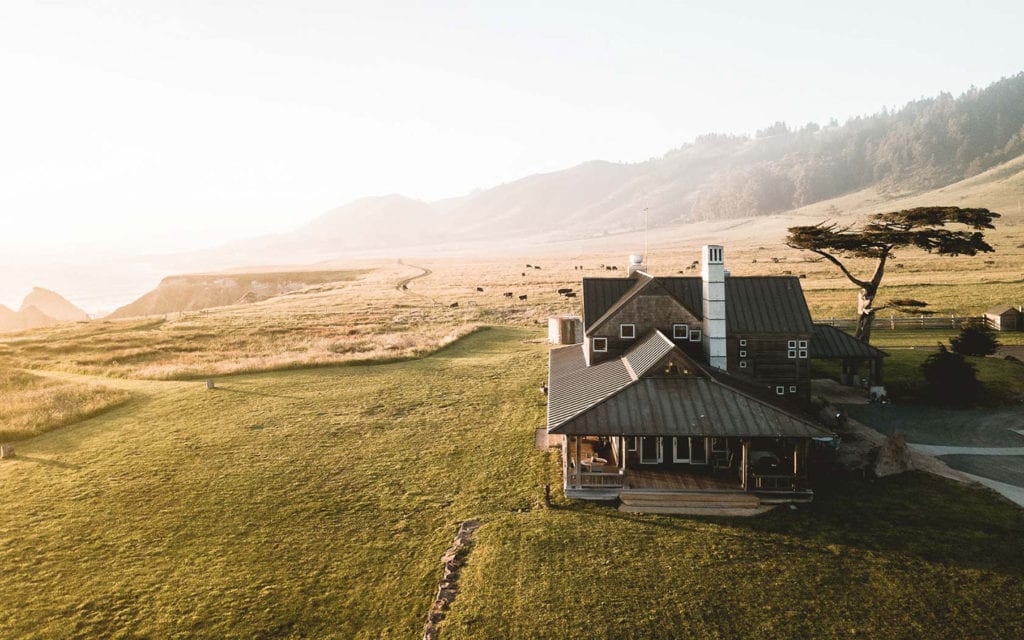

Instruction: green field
[2,327,1022,639]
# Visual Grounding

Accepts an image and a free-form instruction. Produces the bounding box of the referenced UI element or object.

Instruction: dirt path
[395,262,433,291]
[19,368,191,394]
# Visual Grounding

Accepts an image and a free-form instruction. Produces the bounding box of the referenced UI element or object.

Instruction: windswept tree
[786,207,1000,343]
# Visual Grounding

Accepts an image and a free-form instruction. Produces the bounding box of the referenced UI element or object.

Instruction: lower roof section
[548,376,832,438]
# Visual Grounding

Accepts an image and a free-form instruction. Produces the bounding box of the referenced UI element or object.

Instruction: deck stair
[618,489,773,516]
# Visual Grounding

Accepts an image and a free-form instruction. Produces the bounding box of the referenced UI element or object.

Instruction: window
[672,324,688,339]
[798,340,808,349]
[775,386,785,395]
[739,361,747,369]
[739,339,747,347]
[689,329,702,342]
[619,324,636,339]
[739,350,747,358]
[626,437,637,452]
[593,337,607,352]
[788,340,797,349]
[788,349,797,359]
[789,385,797,393]
[798,349,808,359]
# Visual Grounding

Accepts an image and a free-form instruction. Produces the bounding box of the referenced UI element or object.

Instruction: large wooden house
[546,246,870,514]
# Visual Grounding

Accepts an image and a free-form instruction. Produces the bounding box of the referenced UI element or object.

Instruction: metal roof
[582,275,813,335]
[547,330,677,429]
[549,377,832,437]
[582,278,635,328]
[547,330,830,438]
[809,324,888,360]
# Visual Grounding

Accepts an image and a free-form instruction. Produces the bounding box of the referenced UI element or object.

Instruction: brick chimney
[701,245,727,370]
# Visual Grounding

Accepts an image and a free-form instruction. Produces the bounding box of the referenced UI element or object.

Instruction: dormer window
[593,337,608,352]
[672,324,688,340]
[620,324,636,339]
[689,329,702,342]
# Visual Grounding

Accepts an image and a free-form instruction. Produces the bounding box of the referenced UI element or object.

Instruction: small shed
[548,316,583,345]
[985,305,1022,331]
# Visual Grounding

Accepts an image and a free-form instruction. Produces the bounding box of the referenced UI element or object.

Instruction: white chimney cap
[629,254,644,265]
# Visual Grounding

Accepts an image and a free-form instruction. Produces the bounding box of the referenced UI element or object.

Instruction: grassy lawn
[2,327,1023,639]
[0,369,133,442]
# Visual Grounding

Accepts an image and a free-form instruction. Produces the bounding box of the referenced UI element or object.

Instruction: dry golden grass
[0,368,132,441]
[2,227,1022,381]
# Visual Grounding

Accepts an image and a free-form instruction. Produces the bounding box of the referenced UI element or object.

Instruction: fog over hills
[275,72,1024,255]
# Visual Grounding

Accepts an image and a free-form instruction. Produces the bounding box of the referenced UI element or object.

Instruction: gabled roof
[986,304,1021,316]
[547,329,831,438]
[547,330,676,428]
[581,275,813,335]
[549,377,832,438]
[810,324,888,360]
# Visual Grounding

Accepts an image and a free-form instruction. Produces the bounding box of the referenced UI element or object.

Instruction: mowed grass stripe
[0,326,550,639]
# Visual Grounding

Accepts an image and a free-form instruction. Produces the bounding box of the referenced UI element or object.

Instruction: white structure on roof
[701,245,727,371]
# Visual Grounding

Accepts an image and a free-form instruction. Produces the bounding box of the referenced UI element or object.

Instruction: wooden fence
[814,315,987,330]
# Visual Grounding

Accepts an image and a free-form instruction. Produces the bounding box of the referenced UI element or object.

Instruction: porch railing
[751,473,798,491]
[575,470,625,488]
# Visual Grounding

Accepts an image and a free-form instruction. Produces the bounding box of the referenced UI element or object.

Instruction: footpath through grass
[1,326,1022,639]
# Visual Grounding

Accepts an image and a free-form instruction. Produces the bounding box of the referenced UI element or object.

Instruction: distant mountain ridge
[0,287,87,333]
[281,72,1024,253]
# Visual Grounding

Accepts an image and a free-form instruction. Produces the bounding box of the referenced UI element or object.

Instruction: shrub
[920,344,984,406]
[949,324,1000,356]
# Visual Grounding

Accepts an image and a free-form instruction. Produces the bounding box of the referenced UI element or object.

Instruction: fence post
[890,315,895,330]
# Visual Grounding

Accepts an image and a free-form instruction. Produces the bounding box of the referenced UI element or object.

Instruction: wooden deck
[624,468,741,492]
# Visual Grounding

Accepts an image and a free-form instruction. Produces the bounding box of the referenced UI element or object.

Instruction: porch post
[741,440,750,491]
[793,442,800,491]
[575,435,582,489]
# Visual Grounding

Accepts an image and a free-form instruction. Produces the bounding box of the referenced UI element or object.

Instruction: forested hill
[283,72,1024,252]
[686,72,1024,222]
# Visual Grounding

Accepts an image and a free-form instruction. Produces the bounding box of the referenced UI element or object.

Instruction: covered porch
[562,434,814,501]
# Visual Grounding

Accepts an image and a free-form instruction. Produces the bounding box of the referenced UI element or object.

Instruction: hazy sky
[2,0,1023,260]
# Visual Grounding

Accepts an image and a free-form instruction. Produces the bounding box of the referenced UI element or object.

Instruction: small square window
[789,385,797,393]
[739,361,747,369]
[593,338,607,352]
[739,350,747,358]
[620,324,636,339]
[775,386,785,395]
[788,340,797,349]
[626,436,637,452]
[798,340,808,349]
[673,324,688,340]
[788,350,797,359]
[798,350,808,359]
[689,329,702,342]
[739,339,747,347]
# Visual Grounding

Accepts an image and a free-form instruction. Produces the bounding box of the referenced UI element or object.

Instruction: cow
[503,292,514,298]
[564,292,577,298]
[518,294,528,301]
[449,302,459,308]
[476,287,484,292]
[557,288,573,294]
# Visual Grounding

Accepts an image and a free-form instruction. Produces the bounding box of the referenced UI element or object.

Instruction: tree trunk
[855,286,878,343]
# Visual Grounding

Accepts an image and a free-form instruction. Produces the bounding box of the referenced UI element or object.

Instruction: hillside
[277,72,1024,254]
[108,270,368,319]
[0,288,87,333]
[20,286,89,322]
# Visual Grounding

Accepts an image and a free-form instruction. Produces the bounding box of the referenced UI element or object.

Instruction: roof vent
[627,254,647,276]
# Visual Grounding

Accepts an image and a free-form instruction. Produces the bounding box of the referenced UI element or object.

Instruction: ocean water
[0,258,171,317]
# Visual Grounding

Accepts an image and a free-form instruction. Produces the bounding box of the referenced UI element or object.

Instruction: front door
[639,436,662,464]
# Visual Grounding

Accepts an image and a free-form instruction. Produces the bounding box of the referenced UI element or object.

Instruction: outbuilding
[985,305,1022,331]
